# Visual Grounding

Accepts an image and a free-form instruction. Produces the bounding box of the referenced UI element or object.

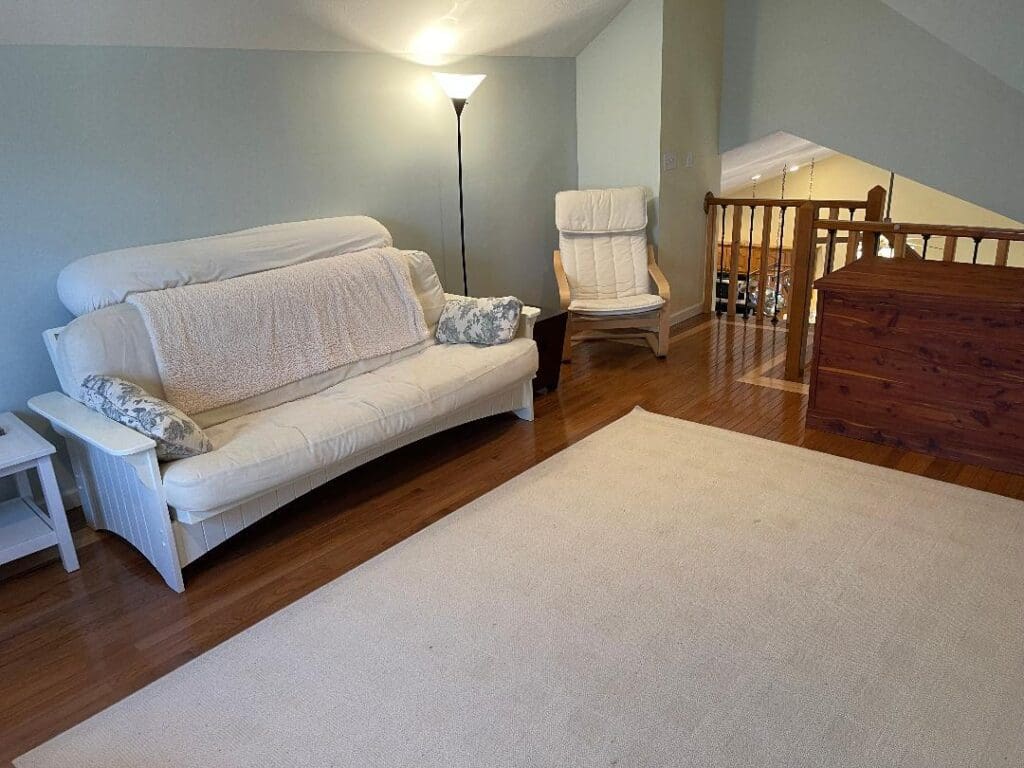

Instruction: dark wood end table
[532,308,568,394]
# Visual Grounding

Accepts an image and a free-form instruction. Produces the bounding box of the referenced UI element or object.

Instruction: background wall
[0,46,576,452]
[658,0,724,316]
[576,0,664,242]
[721,0,1024,222]
[879,0,1024,93]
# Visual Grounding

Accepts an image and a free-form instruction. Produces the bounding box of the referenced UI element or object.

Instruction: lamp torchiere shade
[433,72,486,102]
[433,72,486,295]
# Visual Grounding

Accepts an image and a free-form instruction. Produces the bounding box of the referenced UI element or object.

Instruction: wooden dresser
[807,257,1024,474]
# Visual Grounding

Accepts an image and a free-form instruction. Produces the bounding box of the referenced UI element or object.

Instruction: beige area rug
[17,408,1024,767]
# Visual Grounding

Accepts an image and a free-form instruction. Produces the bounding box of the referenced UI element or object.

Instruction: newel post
[703,192,717,313]
[862,185,887,259]
[784,202,817,381]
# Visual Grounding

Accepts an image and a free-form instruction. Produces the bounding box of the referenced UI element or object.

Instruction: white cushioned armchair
[554,186,671,358]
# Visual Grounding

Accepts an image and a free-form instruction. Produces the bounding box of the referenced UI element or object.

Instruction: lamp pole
[433,72,485,297]
[451,97,469,296]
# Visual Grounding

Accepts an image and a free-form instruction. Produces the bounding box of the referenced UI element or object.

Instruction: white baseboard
[670,302,705,325]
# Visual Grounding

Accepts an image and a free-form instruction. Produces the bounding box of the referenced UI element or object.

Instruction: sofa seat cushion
[161,339,538,514]
[569,294,665,315]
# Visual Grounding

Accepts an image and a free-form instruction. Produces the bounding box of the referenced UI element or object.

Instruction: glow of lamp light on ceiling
[409,24,458,65]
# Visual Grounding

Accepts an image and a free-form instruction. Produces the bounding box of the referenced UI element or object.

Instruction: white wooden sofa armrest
[441,293,540,340]
[518,306,540,340]
[28,391,156,457]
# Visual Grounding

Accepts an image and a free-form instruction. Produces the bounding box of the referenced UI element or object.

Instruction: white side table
[0,412,79,572]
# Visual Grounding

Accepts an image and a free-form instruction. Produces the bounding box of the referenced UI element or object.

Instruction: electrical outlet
[662,152,677,172]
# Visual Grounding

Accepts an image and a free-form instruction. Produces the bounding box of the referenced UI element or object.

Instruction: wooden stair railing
[784,209,1024,381]
[703,189,884,325]
[703,188,886,384]
[824,220,1024,263]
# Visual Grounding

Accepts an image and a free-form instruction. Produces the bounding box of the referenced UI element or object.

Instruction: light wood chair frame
[554,244,671,360]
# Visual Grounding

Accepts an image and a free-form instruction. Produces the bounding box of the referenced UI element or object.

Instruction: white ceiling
[0,0,633,58]
[879,0,1024,94]
[721,132,834,193]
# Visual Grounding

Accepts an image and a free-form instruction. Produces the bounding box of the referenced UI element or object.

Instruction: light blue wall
[658,0,723,315]
[879,0,1024,94]
[721,0,1024,222]
[0,46,576,447]
[576,0,664,243]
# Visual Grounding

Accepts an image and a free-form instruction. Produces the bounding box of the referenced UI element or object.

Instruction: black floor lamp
[433,72,486,296]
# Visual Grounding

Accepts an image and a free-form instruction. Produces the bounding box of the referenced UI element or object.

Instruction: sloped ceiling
[721,132,834,193]
[879,0,1024,93]
[0,0,632,58]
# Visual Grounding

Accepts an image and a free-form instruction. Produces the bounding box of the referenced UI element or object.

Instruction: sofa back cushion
[51,249,447,427]
[58,215,393,316]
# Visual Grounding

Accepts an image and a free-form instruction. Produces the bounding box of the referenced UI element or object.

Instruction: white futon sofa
[29,216,539,591]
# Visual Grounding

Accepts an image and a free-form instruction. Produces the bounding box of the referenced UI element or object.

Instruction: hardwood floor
[2,313,1023,763]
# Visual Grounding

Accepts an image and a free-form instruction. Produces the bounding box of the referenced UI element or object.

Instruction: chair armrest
[28,391,156,457]
[649,261,671,303]
[553,251,571,311]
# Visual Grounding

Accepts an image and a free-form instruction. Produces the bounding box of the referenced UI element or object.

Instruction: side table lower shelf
[0,497,63,565]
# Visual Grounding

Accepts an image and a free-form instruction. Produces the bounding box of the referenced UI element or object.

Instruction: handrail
[704,194,871,211]
[814,219,1024,241]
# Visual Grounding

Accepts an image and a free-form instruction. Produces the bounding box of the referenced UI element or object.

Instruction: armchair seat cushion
[161,339,538,514]
[569,294,665,316]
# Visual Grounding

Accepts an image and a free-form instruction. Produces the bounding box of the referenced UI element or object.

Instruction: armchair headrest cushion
[555,187,647,235]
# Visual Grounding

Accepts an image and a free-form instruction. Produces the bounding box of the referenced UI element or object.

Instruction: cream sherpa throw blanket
[127,247,429,414]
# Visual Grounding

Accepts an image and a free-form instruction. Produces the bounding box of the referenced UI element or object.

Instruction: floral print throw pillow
[435,296,524,346]
[80,375,213,461]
